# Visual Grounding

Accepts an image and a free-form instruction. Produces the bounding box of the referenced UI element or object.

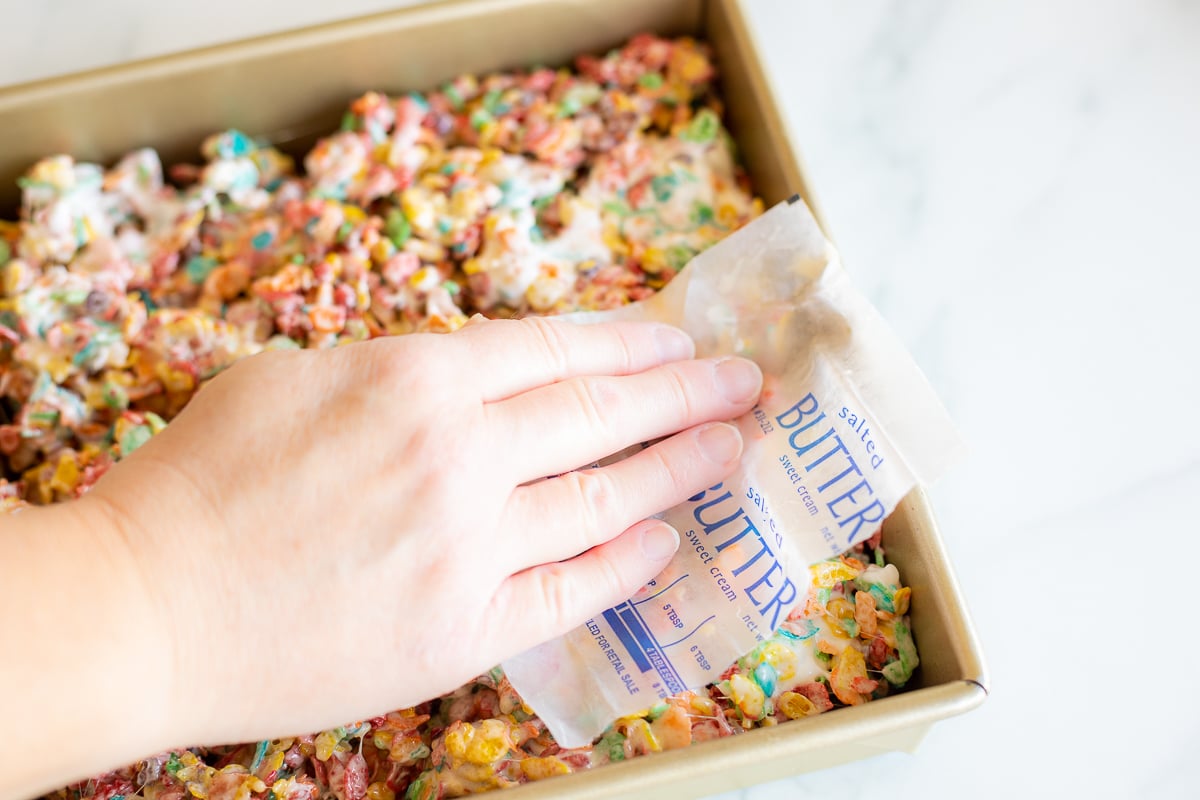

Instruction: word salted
[691,484,798,630]
[775,392,886,545]
[838,406,885,470]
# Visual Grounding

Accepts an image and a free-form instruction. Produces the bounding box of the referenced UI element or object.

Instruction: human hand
[86,316,763,750]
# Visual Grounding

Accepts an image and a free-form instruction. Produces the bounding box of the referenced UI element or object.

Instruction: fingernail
[641,521,681,561]
[697,422,743,463]
[654,325,695,362]
[715,357,763,403]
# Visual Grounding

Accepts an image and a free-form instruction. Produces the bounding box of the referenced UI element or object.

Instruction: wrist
[0,499,180,798]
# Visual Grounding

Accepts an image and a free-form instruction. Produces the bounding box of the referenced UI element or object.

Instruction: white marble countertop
[3,1,1197,797]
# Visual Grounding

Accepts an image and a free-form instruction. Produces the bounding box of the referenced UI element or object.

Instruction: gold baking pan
[0,1,988,797]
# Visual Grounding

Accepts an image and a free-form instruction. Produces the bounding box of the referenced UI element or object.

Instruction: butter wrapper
[503,197,963,747]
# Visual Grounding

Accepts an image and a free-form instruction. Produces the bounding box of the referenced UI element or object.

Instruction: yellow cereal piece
[612,92,636,114]
[445,719,513,767]
[342,205,366,225]
[641,247,667,274]
[728,672,766,720]
[45,356,72,384]
[260,750,285,777]
[477,120,498,147]
[370,238,396,266]
[156,363,196,393]
[519,756,570,781]
[403,237,446,263]
[620,717,662,753]
[450,187,483,220]
[758,641,798,681]
[894,586,912,616]
[778,691,818,720]
[408,267,436,289]
[1,258,32,296]
[825,597,855,620]
[601,226,629,257]
[49,454,79,495]
[716,203,741,228]
[689,695,718,717]
[313,730,339,762]
[810,560,860,589]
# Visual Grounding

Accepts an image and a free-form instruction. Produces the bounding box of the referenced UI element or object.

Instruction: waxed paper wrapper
[503,197,964,747]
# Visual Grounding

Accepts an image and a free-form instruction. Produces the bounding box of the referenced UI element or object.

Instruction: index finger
[450,316,696,402]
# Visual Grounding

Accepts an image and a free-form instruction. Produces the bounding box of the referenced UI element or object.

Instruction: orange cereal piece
[830,646,872,706]
[855,590,879,639]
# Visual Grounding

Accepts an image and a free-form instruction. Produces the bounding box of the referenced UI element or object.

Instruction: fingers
[501,422,742,569]
[449,316,695,402]
[487,356,762,482]
[491,518,681,654]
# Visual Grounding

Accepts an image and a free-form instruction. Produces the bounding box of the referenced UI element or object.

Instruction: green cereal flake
[867,583,896,613]
[682,108,720,143]
[443,83,464,111]
[469,108,492,130]
[667,245,694,270]
[385,209,412,248]
[881,660,906,686]
[638,73,664,89]
[0,240,10,266]
[482,89,507,116]
[250,741,269,772]
[340,112,358,132]
[119,424,153,456]
[596,730,626,762]
[101,382,128,410]
[691,202,715,226]
[651,174,677,202]
[185,256,219,284]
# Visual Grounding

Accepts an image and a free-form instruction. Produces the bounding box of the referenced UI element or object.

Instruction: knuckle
[521,316,572,376]
[647,444,689,494]
[569,377,621,435]
[663,364,698,420]
[569,469,615,536]
[535,564,578,632]
[613,326,639,374]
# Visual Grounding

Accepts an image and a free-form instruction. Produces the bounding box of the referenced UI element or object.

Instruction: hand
[86,316,763,751]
